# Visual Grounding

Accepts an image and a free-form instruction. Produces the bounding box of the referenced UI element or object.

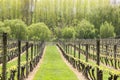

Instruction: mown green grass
[33,46,78,80]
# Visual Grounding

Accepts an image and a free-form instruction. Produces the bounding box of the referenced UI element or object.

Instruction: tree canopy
[100,21,115,38]
[4,19,27,40]
[62,27,75,39]
[28,22,51,41]
[76,19,96,39]
[0,0,119,40]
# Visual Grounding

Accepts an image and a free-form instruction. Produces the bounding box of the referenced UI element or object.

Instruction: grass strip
[33,45,78,80]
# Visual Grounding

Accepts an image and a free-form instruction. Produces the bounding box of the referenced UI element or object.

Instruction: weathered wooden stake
[93,45,94,59]
[106,45,108,56]
[71,44,72,54]
[96,39,102,80]
[78,44,80,59]
[18,40,21,80]
[36,43,38,56]
[114,45,117,69]
[96,40,100,65]
[66,44,67,53]
[26,42,29,78]
[31,44,33,61]
[68,45,69,54]
[86,44,88,62]
[74,44,76,57]
[35,43,37,57]
[2,33,7,80]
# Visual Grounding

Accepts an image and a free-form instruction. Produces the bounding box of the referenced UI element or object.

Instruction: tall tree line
[0,0,109,24]
[1,0,120,38]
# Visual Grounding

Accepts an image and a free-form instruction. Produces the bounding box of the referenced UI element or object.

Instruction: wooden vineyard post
[67,44,68,53]
[62,41,64,51]
[68,44,69,54]
[114,45,117,69]
[78,43,80,59]
[30,43,33,72]
[102,43,103,50]
[96,40,100,65]
[96,39,103,80]
[18,40,21,80]
[106,45,108,56]
[34,43,36,57]
[74,44,76,58]
[63,41,65,51]
[35,43,37,56]
[88,45,90,55]
[37,43,39,56]
[26,42,29,78]
[31,44,33,61]
[2,33,7,80]
[86,44,88,62]
[66,40,67,53]
[93,45,94,60]
[66,44,67,53]
[38,43,39,55]
[36,43,38,56]
[71,44,72,54]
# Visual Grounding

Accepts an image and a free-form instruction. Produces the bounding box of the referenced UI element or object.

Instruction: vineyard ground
[25,47,46,80]
[56,46,86,80]
[33,45,82,80]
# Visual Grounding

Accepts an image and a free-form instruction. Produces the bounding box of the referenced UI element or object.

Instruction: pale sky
[110,0,120,4]
[110,0,120,3]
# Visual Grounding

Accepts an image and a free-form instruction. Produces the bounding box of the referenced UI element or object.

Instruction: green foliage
[0,0,120,39]
[0,21,11,38]
[100,21,115,38]
[109,6,120,35]
[54,27,62,39]
[88,6,120,36]
[4,19,27,40]
[0,21,5,27]
[28,22,51,41]
[62,27,75,39]
[76,19,96,39]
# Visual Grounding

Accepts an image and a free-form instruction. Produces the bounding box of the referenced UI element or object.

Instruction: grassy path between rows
[33,45,78,80]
